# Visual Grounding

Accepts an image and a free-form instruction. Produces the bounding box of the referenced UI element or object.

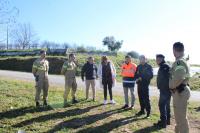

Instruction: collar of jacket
[159,61,166,66]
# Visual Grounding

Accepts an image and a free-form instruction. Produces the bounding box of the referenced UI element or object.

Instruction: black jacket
[134,63,153,85]
[157,61,170,90]
[81,62,98,80]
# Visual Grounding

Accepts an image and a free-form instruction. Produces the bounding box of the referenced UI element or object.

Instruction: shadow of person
[46,108,132,133]
[50,98,97,109]
[76,116,145,133]
[0,106,53,120]
[195,106,200,112]
[133,125,163,133]
[12,104,103,128]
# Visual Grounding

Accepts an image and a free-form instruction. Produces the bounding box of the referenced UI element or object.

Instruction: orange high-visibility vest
[121,62,137,77]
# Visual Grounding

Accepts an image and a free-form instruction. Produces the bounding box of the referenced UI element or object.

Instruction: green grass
[150,76,200,91]
[0,78,200,132]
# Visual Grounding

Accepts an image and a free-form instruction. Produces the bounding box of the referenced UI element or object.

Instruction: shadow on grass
[133,125,163,133]
[12,104,103,128]
[76,116,146,133]
[0,106,53,120]
[195,106,200,112]
[46,108,132,133]
[50,98,88,109]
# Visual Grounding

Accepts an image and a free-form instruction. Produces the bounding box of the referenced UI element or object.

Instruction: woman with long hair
[98,56,116,105]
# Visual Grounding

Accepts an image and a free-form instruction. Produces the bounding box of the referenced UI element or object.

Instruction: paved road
[0,70,200,101]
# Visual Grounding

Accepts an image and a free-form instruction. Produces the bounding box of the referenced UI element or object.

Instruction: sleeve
[121,63,125,76]
[133,64,137,73]
[111,62,116,77]
[46,61,49,72]
[61,62,67,75]
[171,61,189,88]
[95,65,98,77]
[162,64,170,78]
[133,66,139,80]
[97,64,102,78]
[141,65,153,81]
[148,65,154,79]
[81,64,86,80]
[32,61,38,75]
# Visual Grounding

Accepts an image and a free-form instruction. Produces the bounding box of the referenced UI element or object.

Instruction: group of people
[32,42,191,133]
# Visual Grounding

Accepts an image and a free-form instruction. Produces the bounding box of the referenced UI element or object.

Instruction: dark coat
[157,61,170,91]
[134,63,153,85]
[81,62,98,80]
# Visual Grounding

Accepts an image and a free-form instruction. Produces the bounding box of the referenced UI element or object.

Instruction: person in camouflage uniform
[32,50,49,107]
[61,53,78,107]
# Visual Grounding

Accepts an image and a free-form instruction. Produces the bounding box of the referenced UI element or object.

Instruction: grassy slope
[0,78,200,133]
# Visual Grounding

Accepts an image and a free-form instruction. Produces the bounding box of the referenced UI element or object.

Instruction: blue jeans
[159,90,171,124]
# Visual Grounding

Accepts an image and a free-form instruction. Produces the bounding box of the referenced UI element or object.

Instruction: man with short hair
[169,42,190,133]
[121,55,137,109]
[32,50,49,107]
[154,54,171,128]
[81,56,98,101]
[61,53,78,107]
[135,55,153,118]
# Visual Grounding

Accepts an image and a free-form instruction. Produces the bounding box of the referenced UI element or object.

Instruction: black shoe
[43,100,48,106]
[136,111,145,116]
[153,121,162,125]
[146,112,150,119]
[130,105,134,109]
[72,99,78,104]
[121,104,129,109]
[63,103,70,108]
[36,101,40,107]
[153,121,166,128]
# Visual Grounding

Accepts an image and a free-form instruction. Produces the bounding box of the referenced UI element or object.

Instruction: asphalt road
[0,70,200,102]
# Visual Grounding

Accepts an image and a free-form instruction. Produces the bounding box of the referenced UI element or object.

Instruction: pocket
[180,86,190,100]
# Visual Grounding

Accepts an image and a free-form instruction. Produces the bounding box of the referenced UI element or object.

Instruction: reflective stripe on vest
[123,80,135,83]
[121,63,136,77]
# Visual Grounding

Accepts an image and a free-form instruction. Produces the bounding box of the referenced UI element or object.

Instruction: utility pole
[6,24,9,50]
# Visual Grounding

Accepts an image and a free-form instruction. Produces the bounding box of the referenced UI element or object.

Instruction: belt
[171,84,187,93]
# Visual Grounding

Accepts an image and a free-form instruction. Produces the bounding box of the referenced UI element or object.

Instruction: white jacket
[97,61,116,88]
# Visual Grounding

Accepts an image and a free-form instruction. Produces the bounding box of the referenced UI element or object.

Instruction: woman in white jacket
[98,56,116,105]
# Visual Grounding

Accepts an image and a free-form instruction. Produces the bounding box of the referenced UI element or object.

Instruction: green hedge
[0,55,101,76]
[0,54,156,77]
[0,57,66,74]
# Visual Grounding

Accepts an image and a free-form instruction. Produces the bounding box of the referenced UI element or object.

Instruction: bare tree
[0,0,19,49]
[11,23,38,49]
[40,41,52,49]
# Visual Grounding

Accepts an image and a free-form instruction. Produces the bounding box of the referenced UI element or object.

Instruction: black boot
[167,119,170,125]
[36,101,40,107]
[72,98,78,104]
[121,104,129,109]
[146,112,150,119]
[43,100,48,106]
[136,110,145,116]
[153,121,166,128]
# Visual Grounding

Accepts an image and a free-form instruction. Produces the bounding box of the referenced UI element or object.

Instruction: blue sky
[10,0,200,64]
